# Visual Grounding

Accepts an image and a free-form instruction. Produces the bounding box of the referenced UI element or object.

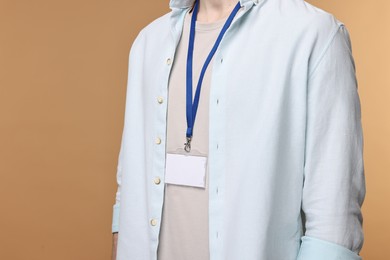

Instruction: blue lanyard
[184,0,241,152]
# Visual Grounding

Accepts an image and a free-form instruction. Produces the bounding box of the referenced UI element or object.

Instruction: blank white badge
[165,152,207,188]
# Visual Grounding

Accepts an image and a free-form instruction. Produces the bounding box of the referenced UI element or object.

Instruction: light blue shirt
[112,0,366,259]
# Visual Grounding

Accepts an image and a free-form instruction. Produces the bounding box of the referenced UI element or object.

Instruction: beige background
[0,0,388,259]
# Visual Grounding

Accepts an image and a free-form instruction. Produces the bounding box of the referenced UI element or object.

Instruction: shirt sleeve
[297,24,366,260]
[111,29,146,234]
[111,133,124,233]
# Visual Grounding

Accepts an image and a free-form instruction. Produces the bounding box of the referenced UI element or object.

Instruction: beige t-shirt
[157,10,227,260]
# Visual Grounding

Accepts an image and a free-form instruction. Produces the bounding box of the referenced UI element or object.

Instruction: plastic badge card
[165,151,207,188]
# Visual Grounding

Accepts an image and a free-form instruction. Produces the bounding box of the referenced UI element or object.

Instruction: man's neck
[197,0,238,23]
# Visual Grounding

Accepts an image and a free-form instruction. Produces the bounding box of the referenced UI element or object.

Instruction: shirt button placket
[153,95,163,191]
[210,50,226,253]
[150,54,174,250]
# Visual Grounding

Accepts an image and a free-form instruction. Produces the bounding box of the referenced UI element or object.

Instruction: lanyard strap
[185,0,241,152]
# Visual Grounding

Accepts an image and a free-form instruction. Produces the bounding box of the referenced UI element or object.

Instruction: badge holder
[165,148,207,188]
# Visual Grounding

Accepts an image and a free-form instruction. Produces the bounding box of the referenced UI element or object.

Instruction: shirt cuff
[111,203,120,233]
[297,236,362,260]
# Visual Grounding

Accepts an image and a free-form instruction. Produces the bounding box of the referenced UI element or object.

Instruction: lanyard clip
[184,136,192,153]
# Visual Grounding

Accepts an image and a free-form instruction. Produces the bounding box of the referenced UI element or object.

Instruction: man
[111,0,366,259]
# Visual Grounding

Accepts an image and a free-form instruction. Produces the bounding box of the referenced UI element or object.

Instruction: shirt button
[155,137,162,145]
[166,58,172,65]
[157,96,164,104]
[150,218,158,226]
[154,177,161,185]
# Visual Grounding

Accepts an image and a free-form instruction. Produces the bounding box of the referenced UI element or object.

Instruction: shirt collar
[169,0,263,9]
